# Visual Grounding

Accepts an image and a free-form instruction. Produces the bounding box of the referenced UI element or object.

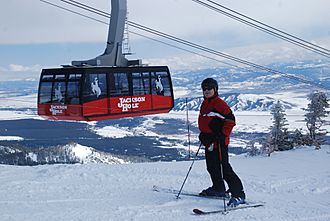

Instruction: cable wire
[40,0,243,70]
[202,0,330,54]
[40,0,330,91]
[192,0,330,59]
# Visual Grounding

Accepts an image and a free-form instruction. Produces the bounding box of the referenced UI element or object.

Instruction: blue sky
[0,0,329,80]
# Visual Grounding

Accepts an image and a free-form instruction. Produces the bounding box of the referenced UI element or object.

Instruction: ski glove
[199,132,215,147]
[208,118,227,143]
[208,117,224,135]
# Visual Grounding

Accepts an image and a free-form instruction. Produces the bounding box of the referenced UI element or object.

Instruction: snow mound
[64,143,128,164]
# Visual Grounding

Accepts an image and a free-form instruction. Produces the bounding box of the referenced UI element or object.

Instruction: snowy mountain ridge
[172,59,330,95]
[173,93,294,112]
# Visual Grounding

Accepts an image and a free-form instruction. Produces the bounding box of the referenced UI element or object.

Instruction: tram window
[67,74,81,104]
[151,72,171,96]
[39,81,53,104]
[69,73,82,80]
[83,73,107,102]
[109,73,129,96]
[55,74,66,80]
[42,75,53,81]
[132,73,146,96]
[143,72,151,95]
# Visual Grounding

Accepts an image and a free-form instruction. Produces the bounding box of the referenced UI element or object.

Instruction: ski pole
[218,140,227,212]
[176,142,203,199]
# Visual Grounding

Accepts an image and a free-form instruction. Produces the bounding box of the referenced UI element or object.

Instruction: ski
[193,203,264,215]
[152,185,229,200]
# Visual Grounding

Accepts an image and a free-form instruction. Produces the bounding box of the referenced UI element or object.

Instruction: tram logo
[155,75,164,95]
[118,97,146,112]
[91,77,102,98]
[49,105,67,115]
[54,83,64,102]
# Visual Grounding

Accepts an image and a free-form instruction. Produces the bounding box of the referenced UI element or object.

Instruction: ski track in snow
[0,146,330,221]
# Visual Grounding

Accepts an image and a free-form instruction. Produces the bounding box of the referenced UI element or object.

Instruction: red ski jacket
[198,95,236,145]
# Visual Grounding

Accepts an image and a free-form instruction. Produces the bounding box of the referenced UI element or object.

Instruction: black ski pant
[205,139,244,198]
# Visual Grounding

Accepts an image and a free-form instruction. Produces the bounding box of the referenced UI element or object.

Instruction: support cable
[40,0,330,91]
[192,0,330,59]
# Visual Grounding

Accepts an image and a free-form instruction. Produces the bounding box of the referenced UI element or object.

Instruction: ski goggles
[202,87,214,91]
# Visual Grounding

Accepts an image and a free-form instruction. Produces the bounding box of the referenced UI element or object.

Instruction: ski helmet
[201,78,218,91]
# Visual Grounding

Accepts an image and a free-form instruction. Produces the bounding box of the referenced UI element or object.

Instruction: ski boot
[199,187,228,198]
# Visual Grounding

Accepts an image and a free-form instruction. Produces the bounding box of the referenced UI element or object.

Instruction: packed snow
[1,145,330,221]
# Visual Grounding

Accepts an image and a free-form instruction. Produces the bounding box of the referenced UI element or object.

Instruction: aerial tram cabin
[38,66,173,121]
[37,0,174,121]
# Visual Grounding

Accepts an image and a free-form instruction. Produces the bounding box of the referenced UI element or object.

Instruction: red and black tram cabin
[38,66,174,121]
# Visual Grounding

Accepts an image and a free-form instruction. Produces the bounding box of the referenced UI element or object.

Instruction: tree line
[247,91,329,156]
[0,144,81,166]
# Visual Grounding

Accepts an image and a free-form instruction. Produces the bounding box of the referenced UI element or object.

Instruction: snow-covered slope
[1,146,329,221]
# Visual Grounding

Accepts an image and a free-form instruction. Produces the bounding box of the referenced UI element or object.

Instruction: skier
[198,78,246,207]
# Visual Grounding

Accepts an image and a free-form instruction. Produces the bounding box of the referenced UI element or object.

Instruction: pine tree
[304,91,329,149]
[247,140,260,156]
[267,100,291,155]
[291,129,307,146]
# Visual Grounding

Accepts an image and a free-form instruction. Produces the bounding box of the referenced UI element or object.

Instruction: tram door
[109,72,129,114]
[131,72,152,112]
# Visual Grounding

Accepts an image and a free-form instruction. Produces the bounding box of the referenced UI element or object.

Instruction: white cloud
[0,64,41,81]
[9,64,42,72]
[1,0,329,46]
[0,66,7,72]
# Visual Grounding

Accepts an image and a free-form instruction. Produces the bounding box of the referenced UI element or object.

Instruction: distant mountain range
[173,93,294,112]
[171,59,330,95]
